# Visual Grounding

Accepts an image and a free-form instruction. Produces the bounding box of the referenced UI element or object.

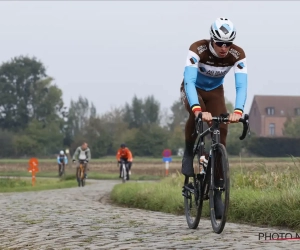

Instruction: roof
[251,95,300,117]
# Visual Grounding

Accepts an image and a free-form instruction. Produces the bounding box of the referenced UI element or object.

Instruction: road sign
[162,149,172,158]
[162,156,172,176]
[28,158,39,186]
[162,157,172,162]
[28,158,39,172]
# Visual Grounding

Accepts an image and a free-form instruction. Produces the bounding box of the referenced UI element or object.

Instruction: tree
[225,98,234,113]
[123,96,144,128]
[32,78,64,122]
[127,124,169,157]
[0,130,15,157]
[169,98,188,131]
[282,117,300,138]
[168,125,185,154]
[66,96,97,140]
[14,119,63,156]
[143,95,160,124]
[0,56,64,131]
[123,95,161,128]
[99,107,128,153]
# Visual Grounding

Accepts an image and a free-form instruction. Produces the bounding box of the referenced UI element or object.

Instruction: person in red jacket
[116,143,133,180]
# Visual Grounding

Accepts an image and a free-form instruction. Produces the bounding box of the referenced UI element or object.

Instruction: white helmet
[60,150,64,155]
[210,17,236,42]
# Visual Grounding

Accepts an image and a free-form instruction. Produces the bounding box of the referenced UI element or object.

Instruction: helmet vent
[215,30,221,38]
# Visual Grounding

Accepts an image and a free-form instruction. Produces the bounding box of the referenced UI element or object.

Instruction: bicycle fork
[202,157,212,200]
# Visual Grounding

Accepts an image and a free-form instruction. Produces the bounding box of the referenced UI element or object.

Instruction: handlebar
[73,160,88,164]
[196,113,250,141]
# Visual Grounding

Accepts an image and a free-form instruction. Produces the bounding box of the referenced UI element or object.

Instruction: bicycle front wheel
[122,164,126,183]
[183,152,204,229]
[62,164,65,178]
[209,143,230,234]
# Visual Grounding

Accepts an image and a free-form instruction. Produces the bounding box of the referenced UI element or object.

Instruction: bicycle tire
[62,164,65,178]
[209,143,230,234]
[183,151,204,229]
[80,166,85,187]
[81,178,85,187]
[58,164,62,177]
[76,167,81,187]
[59,164,65,178]
[122,163,126,183]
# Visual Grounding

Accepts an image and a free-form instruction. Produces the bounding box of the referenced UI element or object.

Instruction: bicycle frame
[183,113,249,233]
[78,160,86,180]
[193,114,249,198]
[193,115,229,159]
[59,162,65,173]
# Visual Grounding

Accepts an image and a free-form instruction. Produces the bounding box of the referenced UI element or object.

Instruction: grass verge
[0,177,78,193]
[111,163,300,231]
[0,171,161,181]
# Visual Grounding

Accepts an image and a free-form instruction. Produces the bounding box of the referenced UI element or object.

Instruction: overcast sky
[0,1,299,116]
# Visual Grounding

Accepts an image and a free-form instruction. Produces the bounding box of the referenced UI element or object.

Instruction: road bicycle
[120,160,128,183]
[58,162,65,178]
[76,160,87,187]
[182,113,249,234]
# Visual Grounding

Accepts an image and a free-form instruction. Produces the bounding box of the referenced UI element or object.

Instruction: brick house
[248,95,300,137]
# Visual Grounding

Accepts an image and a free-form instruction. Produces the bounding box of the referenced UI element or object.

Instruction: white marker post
[165,160,169,176]
[162,149,172,177]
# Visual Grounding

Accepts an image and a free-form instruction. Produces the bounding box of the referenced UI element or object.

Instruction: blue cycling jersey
[57,155,68,164]
[183,39,247,114]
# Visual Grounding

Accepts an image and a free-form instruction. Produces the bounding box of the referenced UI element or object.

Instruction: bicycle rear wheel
[183,153,204,229]
[209,143,230,234]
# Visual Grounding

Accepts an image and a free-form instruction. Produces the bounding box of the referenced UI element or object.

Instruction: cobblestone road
[0,180,298,249]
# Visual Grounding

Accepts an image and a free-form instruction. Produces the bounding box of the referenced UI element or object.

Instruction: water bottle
[199,155,208,174]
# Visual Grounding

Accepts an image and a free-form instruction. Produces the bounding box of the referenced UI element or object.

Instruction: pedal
[182,191,191,199]
[182,185,193,198]
[213,186,225,191]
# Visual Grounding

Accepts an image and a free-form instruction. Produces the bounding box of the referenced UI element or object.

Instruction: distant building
[248,95,300,137]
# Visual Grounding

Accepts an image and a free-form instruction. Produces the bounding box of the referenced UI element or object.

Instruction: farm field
[0,156,297,177]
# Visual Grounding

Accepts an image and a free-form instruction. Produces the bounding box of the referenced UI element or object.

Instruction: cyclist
[116,143,133,180]
[57,150,68,176]
[72,142,91,179]
[181,17,248,218]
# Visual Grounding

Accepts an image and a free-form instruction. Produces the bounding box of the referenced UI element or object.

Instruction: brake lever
[192,113,202,136]
[239,114,250,140]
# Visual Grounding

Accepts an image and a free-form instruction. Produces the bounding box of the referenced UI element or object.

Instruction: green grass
[85,172,161,181]
[0,177,77,192]
[111,176,183,214]
[111,163,300,231]
[0,171,62,178]
[0,171,161,181]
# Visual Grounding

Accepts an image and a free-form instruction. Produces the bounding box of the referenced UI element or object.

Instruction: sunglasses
[214,41,233,47]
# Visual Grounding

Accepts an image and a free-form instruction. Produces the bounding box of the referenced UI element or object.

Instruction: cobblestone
[0,180,298,249]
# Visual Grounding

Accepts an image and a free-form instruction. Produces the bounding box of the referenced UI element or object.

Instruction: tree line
[0,56,299,158]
